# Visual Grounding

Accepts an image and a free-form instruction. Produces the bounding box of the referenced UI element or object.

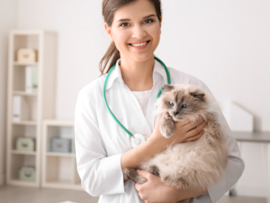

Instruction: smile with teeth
[130,41,149,47]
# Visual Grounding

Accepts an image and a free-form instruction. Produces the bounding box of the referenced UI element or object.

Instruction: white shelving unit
[6,30,57,187]
[42,119,82,190]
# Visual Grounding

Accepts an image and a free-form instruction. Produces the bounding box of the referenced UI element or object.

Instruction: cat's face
[160,84,208,121]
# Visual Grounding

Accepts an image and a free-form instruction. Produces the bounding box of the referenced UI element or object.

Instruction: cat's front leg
[123,168,147,184]
[160,112,175,138]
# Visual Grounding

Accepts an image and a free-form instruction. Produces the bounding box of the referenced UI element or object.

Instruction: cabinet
[6,30,57,187]
[42,119,82,190]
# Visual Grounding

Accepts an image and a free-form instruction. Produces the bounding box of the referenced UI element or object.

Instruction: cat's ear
[163,84,174,92]
[190,91,205,101]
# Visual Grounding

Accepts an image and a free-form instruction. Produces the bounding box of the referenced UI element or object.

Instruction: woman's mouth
[129,40,150,49]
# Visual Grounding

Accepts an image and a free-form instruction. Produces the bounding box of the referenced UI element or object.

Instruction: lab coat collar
[105,57,168,91]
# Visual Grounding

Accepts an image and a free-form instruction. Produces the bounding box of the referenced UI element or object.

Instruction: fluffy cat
[123,84,228,203]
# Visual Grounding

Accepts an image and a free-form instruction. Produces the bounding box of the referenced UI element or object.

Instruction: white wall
[0,0,17,186]
[3,0,270,197]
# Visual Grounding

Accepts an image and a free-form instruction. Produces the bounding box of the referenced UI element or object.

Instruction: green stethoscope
[103,56,171,148]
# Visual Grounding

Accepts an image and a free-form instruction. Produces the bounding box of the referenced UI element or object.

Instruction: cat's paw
[159,112,174,138]
[160,113,175,138]
[160,125,174,138]
[149,165,160,176]
[123,168,147,184]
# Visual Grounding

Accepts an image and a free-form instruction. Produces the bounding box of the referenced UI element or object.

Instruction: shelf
[13,62,38,66]
[44,119,74,126]
[12,150,36,156]
[12,121,37,125]
[10,154,36,184]
[7,30,57,187]
[9,179,38,187]
[13,91,37,96]
[47,179,73,184]
[42,120,81,190]
[46,152,74,157]
[43,179,82,190]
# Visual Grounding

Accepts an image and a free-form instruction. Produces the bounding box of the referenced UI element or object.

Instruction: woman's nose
[132,25,146,39]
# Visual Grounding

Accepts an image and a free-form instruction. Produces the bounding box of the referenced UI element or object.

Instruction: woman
[74,0,245,202]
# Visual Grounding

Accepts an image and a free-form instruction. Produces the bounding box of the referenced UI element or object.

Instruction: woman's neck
[119,56,154,91]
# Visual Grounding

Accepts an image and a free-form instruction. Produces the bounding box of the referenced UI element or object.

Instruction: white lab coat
[74,58,245,203]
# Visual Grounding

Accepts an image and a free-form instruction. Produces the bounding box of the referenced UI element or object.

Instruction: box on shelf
[50,137,72,153]
[16,137,35,151]
[17,48,38,63]
[13,95,29,121]
[19,166,36,181]
[25,66,38,93]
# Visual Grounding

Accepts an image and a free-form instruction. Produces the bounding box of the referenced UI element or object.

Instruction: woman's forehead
[113,0,157,22]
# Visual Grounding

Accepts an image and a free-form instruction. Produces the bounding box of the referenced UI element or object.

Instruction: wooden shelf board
[13,91,38,96]
[11,150,36,156]
[44,119,74,126]
[13,62,38,66]
[12,121,37,125]
[10,29,57,35]
[43,180,82,190]
[9,179,38,187]
[46,152,74,157]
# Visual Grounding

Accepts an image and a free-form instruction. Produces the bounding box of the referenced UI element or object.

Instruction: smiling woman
[74,0,244,203]
[100,0,161,89]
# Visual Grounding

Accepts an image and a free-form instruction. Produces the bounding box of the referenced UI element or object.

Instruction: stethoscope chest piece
[131,134,146,148]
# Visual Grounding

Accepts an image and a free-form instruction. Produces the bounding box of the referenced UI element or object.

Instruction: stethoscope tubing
[103,56,171,138]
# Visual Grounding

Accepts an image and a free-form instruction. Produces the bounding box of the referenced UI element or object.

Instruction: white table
[232,131,270,203]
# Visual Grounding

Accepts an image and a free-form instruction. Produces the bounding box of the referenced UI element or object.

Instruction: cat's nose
[174,111,179,116]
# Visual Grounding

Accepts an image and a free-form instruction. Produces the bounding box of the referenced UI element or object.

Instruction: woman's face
[105,0,162,63]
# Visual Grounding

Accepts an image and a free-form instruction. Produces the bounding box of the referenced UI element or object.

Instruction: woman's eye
[182,104,189,108]
[120,23,129,27]
[169,101,174,106]
[144,19,154,24]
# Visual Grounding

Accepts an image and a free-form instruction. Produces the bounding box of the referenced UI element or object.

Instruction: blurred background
[0,0,269,203]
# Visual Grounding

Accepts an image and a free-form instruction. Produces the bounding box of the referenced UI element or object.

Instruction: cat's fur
[123,84,228,203]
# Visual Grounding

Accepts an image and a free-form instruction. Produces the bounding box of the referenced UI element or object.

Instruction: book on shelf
[13,95,29,122]
[25,66,38,93]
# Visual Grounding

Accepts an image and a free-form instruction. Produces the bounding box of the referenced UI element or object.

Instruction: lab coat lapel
[146,73,164,136]
[110,80,152,140]
[146,60,168,135]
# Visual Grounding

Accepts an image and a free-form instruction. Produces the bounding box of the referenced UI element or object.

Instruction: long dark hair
[99,0,162,76]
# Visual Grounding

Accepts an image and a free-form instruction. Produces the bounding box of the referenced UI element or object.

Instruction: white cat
[123,84,228,203]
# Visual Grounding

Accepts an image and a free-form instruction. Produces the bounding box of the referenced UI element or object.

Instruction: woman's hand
[150,114,207,148]
[121,114,207,171]
[134,170,180,203]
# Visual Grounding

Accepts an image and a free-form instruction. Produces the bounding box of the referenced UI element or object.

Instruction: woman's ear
[104,23,114,42]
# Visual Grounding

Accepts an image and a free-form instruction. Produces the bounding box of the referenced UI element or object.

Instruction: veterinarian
[74,0,245,202]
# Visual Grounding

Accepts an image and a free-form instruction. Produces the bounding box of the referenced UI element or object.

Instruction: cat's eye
[169,101,174,106]
[182,104,189,108]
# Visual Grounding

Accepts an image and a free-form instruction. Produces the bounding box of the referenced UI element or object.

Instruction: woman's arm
[134,170,207,203]
[75,87,126,196]
[121,115,207,170]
